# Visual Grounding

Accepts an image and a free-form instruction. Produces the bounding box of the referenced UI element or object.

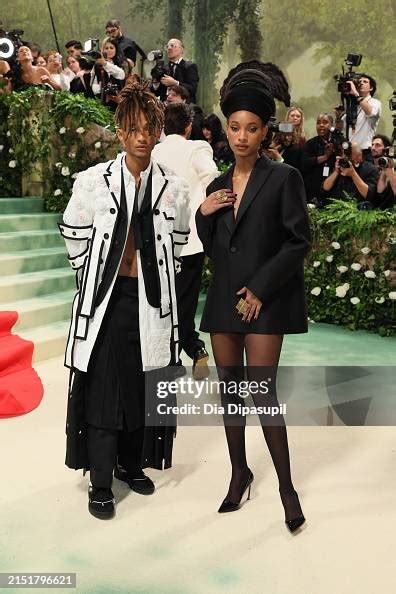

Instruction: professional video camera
[334,53,364,137]
[0,28,24,61]
[148,49,170,82]
[262,117,294,149]
[81,39,101,60]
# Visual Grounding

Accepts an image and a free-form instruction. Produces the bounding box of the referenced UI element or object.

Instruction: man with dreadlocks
[59,81,190,519]
[196,61,311,533]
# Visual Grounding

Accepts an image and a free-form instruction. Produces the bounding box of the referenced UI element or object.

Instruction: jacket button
[157,234,161,241]
[230,246,237,253]
[72,231,76,236]
[104,233,109,239]
[110,208,116,214]
[154,209,160,215]
[159,259,164,265]
[71,262,75,267]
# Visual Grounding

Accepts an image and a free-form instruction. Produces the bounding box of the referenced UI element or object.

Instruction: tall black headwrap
[220,61,291,123]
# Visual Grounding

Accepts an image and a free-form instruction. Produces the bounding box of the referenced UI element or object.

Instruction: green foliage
[1,88,117,210]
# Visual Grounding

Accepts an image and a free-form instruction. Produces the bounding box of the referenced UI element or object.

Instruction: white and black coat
[59,152,191,372]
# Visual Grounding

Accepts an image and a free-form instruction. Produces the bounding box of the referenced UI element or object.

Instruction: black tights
[211,332,302,521]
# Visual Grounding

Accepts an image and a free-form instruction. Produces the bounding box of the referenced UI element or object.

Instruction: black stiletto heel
[218,470,254,513]
[280,489,306,533]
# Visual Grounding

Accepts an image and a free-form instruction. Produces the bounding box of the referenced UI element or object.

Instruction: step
[21,320,70,363]
[0,268,75,302]
[0,247,69,276]
[2,291,75,331]
[0,230,63,252]
[0,198,44,214]
[0,213,60,233]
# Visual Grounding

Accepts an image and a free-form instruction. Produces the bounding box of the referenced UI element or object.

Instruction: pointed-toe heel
[218,470,254,513]
[280,489,306,534]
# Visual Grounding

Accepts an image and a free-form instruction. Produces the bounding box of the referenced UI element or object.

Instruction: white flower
[94,141,101,149]
[389,292,396,301]
[351,263,362,271]
[313,261,321,268]
[361,246,371,255]
[326,255,334,263]
[8,160,16,168]
[331,241,341,249]
[335,283,350,298]
[326,285,330,289]
[375,297,385,304]
[9,148,13,154]
[76,127,85,134]
[307,203,316,210]
[383,270,390,278]
[61,166,70,176]
[0,145,3,151]
[364,270,376,279]
[337,265,348,273]
[59,127,66,134]
[55,162,62,168]
[350,297,360,305]
[6,130,11,137]
[68,152,76,159]
[311,287,321,296]
[54,189,62,196]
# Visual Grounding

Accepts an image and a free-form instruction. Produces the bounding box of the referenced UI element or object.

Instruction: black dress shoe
[114,465,155,495]
[218,470,254,513]
[192,348,210,381]
[88,486,115,519]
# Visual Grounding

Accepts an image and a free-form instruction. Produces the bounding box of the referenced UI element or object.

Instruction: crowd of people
[0,18,394,208]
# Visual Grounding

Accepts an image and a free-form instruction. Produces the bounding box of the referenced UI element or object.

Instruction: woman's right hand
[200,188,236,216]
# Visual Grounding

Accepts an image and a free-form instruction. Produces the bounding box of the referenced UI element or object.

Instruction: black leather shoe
[88,486,115,519]
[218,470,254,513]
[114,465,155,495]
[192,348,210,381]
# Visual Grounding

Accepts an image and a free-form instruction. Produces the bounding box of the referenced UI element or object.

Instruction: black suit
[155,58,199,103]
[195,157,311,334]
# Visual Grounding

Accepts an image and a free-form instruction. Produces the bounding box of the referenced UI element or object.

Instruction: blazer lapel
[219,164,235,236]
[233,157,273,234]
[152,162,169,210]
[103,153,124,216]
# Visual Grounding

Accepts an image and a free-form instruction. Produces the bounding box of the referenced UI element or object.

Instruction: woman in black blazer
[196,62,311,533]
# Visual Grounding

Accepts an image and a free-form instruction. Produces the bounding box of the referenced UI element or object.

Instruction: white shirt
[342,95,381,150]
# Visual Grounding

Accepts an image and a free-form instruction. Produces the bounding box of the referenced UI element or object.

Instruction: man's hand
[264,145,282,161]
[347,81,360,97]
[340,161,355,177]
[324,142,335,158]
[160,74,177,87]
[236,287,263,323]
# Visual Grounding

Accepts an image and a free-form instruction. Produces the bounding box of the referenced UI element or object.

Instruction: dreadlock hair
[115,80,164,136]
[220,60,291,124]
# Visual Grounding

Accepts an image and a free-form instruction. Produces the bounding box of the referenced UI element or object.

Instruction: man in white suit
[59,83,190,519]
[152,103,218,379]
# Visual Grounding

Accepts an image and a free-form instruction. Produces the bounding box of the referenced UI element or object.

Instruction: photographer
[92,37,126,110]
[370,135,396,209]
[264,131,303,171]
[336,75,381,156]
[301,113,339,204]
[165,84,204,140]
[322,142,378,205]
[151,38,199,104]
[104,19,137,67]
[69,56,96,98]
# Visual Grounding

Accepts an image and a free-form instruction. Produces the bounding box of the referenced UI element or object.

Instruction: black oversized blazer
[195,156,311,334]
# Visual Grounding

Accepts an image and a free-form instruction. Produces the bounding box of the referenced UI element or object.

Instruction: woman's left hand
[236,286,263,323]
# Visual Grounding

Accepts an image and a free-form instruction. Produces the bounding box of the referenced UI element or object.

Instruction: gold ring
[217,190,228,202]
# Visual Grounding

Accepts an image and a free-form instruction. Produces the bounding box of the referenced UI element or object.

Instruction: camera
[262,117,294,149]
[103,81,119,101]
[81,38,101,60]
[339,141,352,168]
[334,54,363,94]
[377,146,395,169]
[148,49,170,82]
[0,28,24,61]
[329,127,346,155]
